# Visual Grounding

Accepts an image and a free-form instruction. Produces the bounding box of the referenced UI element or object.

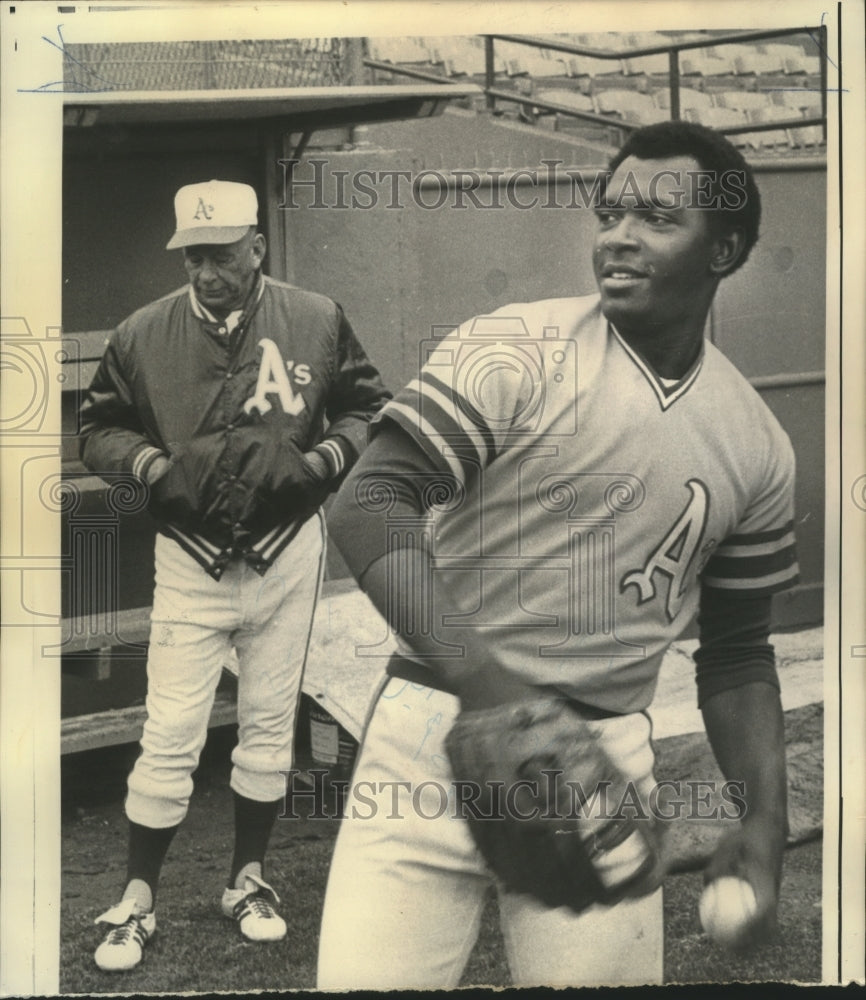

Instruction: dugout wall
[280,112,826,628]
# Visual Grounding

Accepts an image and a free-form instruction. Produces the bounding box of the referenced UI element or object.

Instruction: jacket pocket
[148,449,200,528]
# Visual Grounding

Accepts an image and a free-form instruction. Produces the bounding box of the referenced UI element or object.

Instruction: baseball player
[317,122,799,988]
[78,179,391,972]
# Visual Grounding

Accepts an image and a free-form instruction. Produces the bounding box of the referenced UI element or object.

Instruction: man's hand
[702,813,785,949]
[145,454,171,485]
[301,449,331,482]
[700,682,788,952]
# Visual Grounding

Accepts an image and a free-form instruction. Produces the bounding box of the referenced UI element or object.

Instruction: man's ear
[709,227,746,277]
[252,232,267,265]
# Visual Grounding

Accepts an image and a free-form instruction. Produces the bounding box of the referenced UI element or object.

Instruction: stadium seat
[595,88,667,123]
[431,37,492,76]
[564,55,625,78]
[680,51,729,76]
[782,51,822,75]
[759,42,806,59]
[789,124,825,147]
[668,31,718,45]
[628,32,673,48]
[749,104,798,123]
[654,87,714,113]
[771,89,824,117]
[622,53,671,76]
[365,31,825,156]
[494,41,567,77]
[533,88,596,114]
[733,51,786,75]
[684,105,747,129]
[525,50,573,78]
[706,44,752,62]
[741,105,795,149]
[714,90,772,114]
[739,133,791,151]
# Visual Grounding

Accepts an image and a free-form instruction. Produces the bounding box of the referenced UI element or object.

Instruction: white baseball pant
[317,676,663,989]
[125,514,325,828]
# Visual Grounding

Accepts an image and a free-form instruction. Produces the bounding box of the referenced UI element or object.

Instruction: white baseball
[699,877,758,948]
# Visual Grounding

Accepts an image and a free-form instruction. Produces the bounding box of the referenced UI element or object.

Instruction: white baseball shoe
[94,897,156,972]
[220,872,287,942]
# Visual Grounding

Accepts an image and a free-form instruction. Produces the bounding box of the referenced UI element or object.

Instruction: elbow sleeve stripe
[702,522,799,594]
[382,403,467,484]
[713,535,795,558]
[719,521,795,545]
[701,566,800,595]
[376,370,498,484]
[416,371,497,464]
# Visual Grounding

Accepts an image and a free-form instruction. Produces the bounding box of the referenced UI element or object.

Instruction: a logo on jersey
[620,479,709,622]
[243,338,308,416]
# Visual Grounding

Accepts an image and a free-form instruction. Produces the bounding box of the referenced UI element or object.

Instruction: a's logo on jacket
[243,338,310,417]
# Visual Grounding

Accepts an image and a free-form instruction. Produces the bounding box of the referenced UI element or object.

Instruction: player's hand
[145,454,171,485]
[301,449,331,483]
[702,813,785,950]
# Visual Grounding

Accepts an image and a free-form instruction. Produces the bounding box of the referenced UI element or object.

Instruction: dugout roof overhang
[62,84,482,131]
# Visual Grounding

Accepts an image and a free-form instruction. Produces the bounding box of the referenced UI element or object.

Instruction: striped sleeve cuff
[313,438,349,478]
[131,445,167,482]
[701,521,800,597]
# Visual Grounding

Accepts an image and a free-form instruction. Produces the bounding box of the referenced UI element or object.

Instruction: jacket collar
[188,271,265,331]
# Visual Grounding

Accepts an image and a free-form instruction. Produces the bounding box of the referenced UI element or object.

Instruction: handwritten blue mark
[805,14,838,74]
[759,87,847,95]
[381,678,435,701]
[413,712,443,760]
[18,24,115,94]
[382,679,411,701]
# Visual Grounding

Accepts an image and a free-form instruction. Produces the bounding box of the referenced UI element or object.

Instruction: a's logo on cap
[193,198,214,221]
[166,179,258,250]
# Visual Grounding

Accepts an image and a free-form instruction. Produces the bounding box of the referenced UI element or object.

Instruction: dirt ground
[59,702,825,992]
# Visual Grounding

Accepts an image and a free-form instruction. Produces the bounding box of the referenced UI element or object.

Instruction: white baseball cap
[166,179,258,250]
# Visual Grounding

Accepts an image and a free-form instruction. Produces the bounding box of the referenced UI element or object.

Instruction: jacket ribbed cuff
[312,438,348,479]
[131,445,167,482]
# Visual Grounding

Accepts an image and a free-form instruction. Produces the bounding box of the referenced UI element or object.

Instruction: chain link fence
[65,38,351,91]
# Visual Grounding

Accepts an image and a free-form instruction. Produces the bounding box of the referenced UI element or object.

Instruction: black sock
[230,792,281,886]
[126,820,179,903]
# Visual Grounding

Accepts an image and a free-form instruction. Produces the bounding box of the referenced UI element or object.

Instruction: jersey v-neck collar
[608,323,704,411]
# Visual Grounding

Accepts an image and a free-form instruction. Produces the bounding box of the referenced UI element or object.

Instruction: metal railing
[365,27,828,143]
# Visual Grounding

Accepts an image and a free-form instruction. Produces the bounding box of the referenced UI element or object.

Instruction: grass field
[59,726,823,992]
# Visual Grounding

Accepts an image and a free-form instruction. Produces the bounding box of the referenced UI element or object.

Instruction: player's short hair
[605,120,762,273]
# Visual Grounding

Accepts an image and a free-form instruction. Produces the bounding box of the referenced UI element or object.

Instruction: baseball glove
[444,695,663,913]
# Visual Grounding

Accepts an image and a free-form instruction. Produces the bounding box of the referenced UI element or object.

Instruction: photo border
[1,0,862,992]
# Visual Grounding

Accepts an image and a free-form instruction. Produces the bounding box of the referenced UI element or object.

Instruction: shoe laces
[239,890,277,920]
[104,915,143,946]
